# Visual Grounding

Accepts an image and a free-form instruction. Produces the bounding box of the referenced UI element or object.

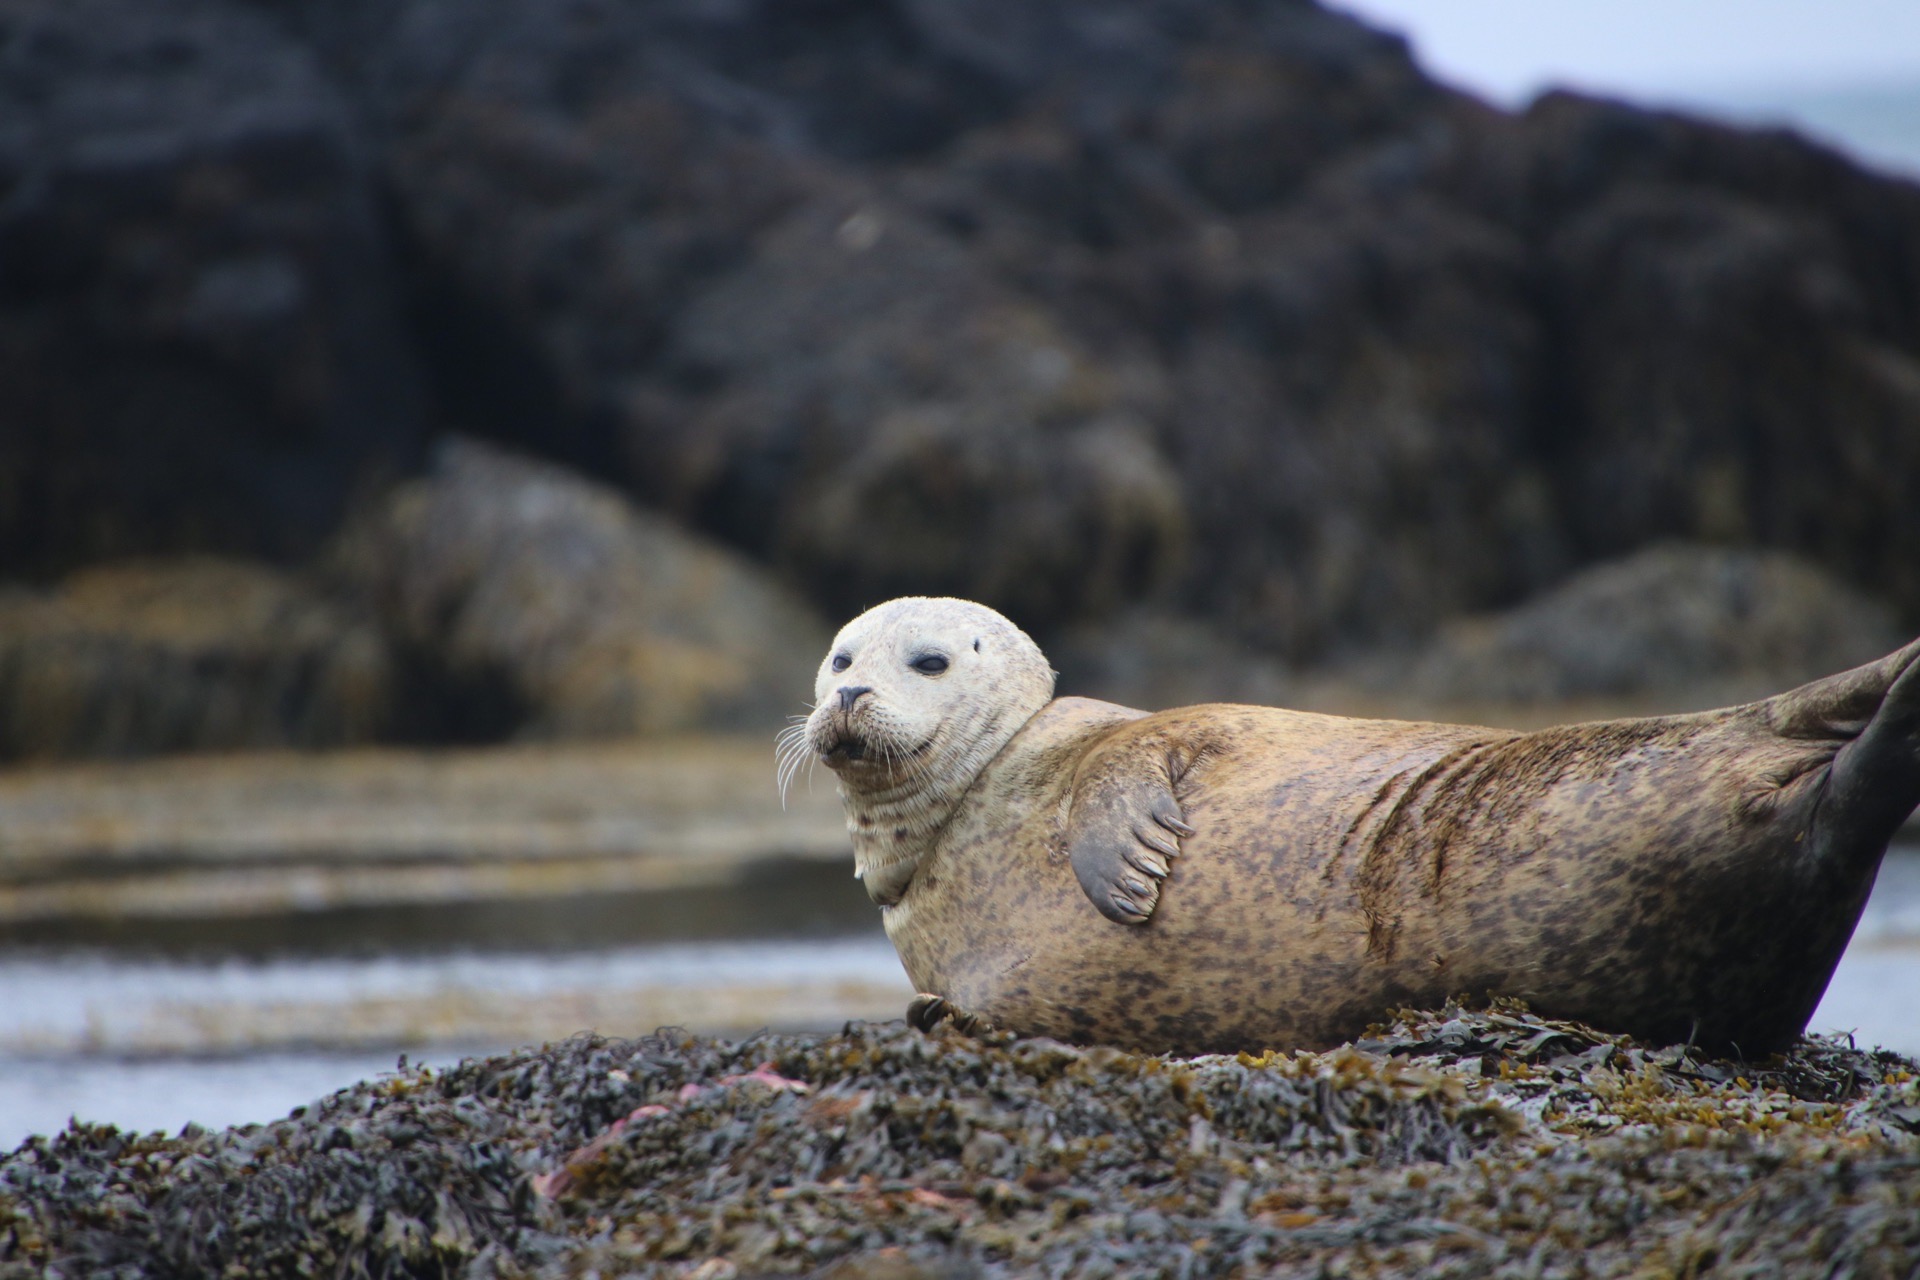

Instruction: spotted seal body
[801,597,1920,1056]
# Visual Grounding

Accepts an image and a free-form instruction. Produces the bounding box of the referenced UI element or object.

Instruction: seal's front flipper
[1797,636,1920,874]
[1066,742,1194,925]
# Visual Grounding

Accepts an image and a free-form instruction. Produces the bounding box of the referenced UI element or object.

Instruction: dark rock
[2,1016,1916,1278]
[0,0,427,579]
[1150,176,1561,656]
[1048,608,1296,710]
[629,193,1189,625]
[0,557,398,760]
[1507,95,1920,618]
[1392,543,1907,705]
[9,0,1920,661]
[332,438,832,737]
[269,0,1540,639]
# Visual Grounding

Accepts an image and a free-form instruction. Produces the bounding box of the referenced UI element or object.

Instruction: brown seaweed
[3,1007,1916,1278]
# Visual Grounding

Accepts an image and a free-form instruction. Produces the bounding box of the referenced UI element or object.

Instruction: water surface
[4,850,1916,1149]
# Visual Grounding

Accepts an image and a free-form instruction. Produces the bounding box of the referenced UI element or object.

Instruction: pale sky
[1332,0,1920,101]
[1331,1,1920,175]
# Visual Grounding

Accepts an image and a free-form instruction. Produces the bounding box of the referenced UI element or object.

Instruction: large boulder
[333,439,831,738]
[1047,608,1298,711]
[270,0,1543,641]
[0,558,397,760]
[293,0,1920,652]
[1504,95,1920,619]
[9,0,1920,662]
[0,0,426,579]
[1394,543,1908,707]
[629,193,1188,626]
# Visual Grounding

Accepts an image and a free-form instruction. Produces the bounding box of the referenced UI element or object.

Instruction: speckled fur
[813,601,1920,1057]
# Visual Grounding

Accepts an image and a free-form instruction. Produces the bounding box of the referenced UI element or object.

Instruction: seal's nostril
[838,685,873,711]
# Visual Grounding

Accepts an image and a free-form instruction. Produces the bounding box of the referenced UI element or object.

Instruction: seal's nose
[837,685,872,711]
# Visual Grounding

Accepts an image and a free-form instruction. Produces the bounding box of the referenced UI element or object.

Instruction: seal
[797,597,1920,1057]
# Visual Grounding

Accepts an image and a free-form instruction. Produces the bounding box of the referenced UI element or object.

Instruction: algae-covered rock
[1396,542,1907,706]
[632,195,1189,629]
[0,557,397,760]
[333,438,831,738]
[0,0,425,580]
[3,1012,1916,1278]
[11,0,1920,657]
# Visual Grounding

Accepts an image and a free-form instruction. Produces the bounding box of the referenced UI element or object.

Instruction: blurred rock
[1048,609,1296,711]
[1508,94,1920,624]
[632,195,1188,626]
[0,558,396,760]
[1392,543,1907,706]
[268,0,1535,639]
[0,0,426,578]
[334,438,830,737]
[8,0,1920,661]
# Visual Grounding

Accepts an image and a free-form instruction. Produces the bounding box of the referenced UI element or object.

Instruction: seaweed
[3,1008,1916,1278]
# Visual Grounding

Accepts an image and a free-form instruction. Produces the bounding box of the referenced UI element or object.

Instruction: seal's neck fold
[841,701,1029,905]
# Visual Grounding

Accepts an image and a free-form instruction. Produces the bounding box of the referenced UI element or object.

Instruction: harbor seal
[791,597,1920,1056]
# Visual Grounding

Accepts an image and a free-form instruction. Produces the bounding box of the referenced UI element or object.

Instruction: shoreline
[5,1008,1917,1277]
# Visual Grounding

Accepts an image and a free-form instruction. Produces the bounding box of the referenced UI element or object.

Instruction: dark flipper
[906,993,998,1036]
[1799,637,1920,873]
[1066,741,1194,925]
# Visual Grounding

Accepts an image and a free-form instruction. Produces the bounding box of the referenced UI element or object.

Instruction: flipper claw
[1067,743,1192,925]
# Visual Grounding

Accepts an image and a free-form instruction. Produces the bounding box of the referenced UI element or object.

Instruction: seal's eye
[830,653,852,673]
[911,654,949,676]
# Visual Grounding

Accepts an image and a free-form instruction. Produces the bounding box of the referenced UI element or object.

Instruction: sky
[1331,0,1920,177]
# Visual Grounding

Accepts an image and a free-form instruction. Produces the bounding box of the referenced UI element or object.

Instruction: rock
[3,1016,1917,1278]
[630,194,1189,626]
[9,0,1920,659]
[1509,94,1920,619]
[333,438,831,737]
[1394,543,1907,705]
[0,0,426,579]
[1047,609,1297,711]
[0,558,397,760]
[1148,172,1560,656]
[268,0,1539,641]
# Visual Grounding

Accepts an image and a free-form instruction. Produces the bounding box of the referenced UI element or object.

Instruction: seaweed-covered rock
[1047,607,1298,710]
[0,557,397,760]
[332,438,831,737]
[10,0,1920,658]
[1395,542,1907,705]
[0,0,425,579]
[1515,94,1920,622]
[631,194,1189,627]
[3,1013,1917,1278]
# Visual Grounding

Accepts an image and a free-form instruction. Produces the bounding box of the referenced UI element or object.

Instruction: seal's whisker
[774,722,816,807]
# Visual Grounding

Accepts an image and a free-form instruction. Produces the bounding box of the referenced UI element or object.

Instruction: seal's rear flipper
[1774,637,1920,873]
[906,993,998,1037]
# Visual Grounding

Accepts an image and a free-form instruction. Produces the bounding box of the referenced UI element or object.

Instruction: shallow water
[3,850,1917,1150]
[0,935,909,1145]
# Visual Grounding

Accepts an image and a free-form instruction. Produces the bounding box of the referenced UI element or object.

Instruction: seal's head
[800,596,1054,903]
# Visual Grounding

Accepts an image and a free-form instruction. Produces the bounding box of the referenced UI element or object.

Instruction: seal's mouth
[816,731,934,773]
[821,734,868,767]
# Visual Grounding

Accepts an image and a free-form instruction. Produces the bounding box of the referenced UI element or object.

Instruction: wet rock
[2,1014,1916,1278]
[259,0,1560,642]
[631,194,1188,626]
[1047,608,1297,710]
[332,438,831,737]
[1508,94,1920,621]
[1391,543,1907,705]
[0,557,397,760]
[9,0,1920,660]
[0,0,426,579]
